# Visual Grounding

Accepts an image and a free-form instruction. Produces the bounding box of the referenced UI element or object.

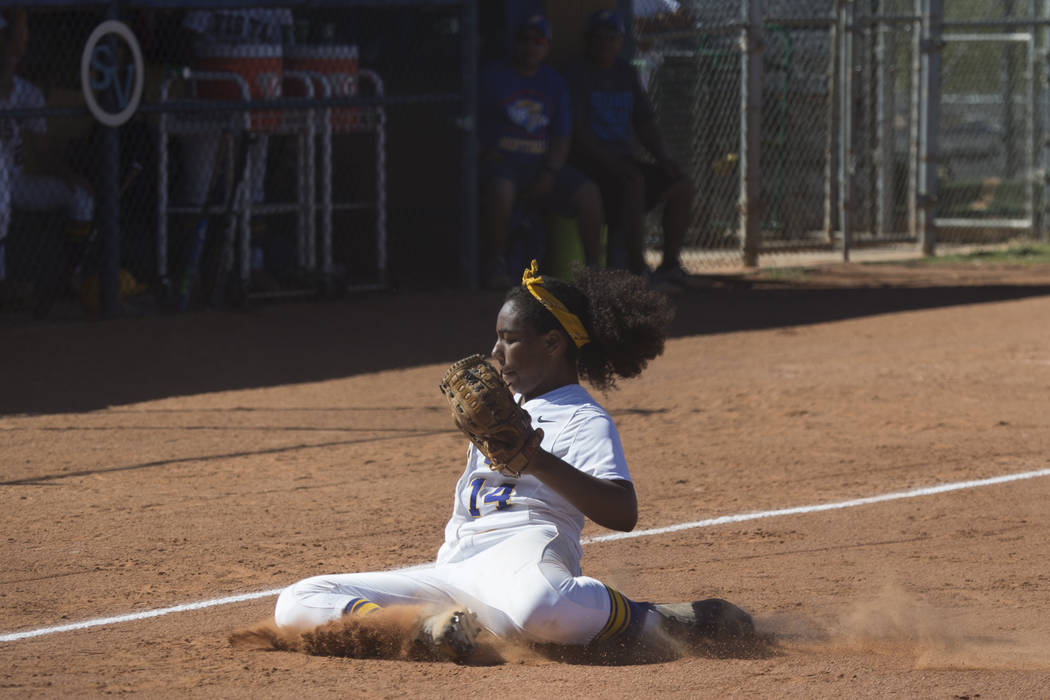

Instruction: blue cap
[588,9,626,36]
[518,14,552,42]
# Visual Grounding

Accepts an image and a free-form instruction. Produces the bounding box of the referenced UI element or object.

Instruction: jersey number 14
[468,478,515,517]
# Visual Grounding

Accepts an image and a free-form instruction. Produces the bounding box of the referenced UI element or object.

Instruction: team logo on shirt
[588,90,633,142]
[507,98,549,134]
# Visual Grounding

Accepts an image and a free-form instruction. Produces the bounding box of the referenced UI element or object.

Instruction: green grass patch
[910,243,1050,265]
[756,266,808,281]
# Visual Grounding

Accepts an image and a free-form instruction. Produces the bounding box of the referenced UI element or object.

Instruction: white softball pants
[274,524,631,645]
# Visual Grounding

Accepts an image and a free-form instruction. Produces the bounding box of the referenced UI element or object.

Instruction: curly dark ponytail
[505,267,674,391]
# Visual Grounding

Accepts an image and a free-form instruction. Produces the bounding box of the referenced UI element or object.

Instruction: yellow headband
[521,260,591,348]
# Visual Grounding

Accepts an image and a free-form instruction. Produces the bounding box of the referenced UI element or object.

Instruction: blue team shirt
[478,60,572,162]
[565,57,653,156]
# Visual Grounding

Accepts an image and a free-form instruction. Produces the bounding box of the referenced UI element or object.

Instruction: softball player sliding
[275,263,755,660]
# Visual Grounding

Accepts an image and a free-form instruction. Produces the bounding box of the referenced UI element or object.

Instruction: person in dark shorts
[565,9,694,289]
[477,14,603,290]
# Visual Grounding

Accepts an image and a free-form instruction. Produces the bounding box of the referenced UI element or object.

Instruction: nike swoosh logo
[537,417,556,423]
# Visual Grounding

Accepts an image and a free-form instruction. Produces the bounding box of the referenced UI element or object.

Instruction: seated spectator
[0,8,94,295]
[478,14,603,290]
[564,9,694,289]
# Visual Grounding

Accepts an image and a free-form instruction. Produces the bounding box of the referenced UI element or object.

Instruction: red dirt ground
[2,261,1050,698]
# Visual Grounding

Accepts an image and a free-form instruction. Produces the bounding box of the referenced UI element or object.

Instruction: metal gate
[936,31,1036,239]
[636,0,1050,272]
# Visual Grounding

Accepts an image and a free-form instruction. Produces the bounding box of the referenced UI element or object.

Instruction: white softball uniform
[275,383,647,645]
[0,77,94,279]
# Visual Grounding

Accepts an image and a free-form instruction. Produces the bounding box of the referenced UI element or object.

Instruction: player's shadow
[531,630,779,666]
[4,276,1049,415]
[669,281,1050,338]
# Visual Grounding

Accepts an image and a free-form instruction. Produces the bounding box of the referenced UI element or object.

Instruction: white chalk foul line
[0,589,283,643]
[3,466,1049,644]
[582,466,1050,544]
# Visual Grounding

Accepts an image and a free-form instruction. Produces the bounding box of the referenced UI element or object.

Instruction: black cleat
[654,598,756,644]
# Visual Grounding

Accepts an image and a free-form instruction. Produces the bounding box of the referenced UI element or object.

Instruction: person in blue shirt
[477,14,603,290]
[565,10,694,289]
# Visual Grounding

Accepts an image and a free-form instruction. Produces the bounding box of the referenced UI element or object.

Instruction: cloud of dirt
[228,604,774,667]
[229,605,511,665]
[756,584,1050,671]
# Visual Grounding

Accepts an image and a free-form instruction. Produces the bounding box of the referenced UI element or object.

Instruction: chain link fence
[638,0,1050,272]
[0,1,475,320]
[936,0,1042,241]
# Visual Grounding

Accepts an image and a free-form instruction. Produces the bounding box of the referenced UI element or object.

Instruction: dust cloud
[756,584,1050,671]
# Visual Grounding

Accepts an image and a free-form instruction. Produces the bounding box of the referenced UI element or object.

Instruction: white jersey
[0,76,45,177]
[276,382,652,646]
[437,383,631,564]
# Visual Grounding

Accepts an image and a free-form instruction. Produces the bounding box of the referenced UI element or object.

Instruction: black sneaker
[654,598,756,644]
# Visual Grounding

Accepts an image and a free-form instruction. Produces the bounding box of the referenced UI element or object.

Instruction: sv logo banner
[81,20,144,127]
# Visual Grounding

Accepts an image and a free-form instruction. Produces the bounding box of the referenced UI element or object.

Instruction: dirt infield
[2,261,1050,697]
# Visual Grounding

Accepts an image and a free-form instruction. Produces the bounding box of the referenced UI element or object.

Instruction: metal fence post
[99,1,122,319]
[908,0,921,240]
[874,1,897,236]
[460,0,479,290]
[1036,0,1049,240]
[1023,0,1037,236]
[1004,1,1019,182]
[917,0,941,256]
[99,125,120,320]
[826,0,841,241]
[838,0,855,261]
[740,0,763,268]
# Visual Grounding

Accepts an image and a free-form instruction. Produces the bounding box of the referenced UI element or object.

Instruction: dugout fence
[0,0,479,321]
[2,0,1048,323]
